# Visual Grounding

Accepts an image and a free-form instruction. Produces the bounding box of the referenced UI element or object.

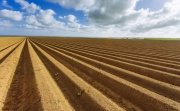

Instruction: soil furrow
[27,40,75,111]
[2,40,43,111]
[31,39,180,111]
[0,40,25,110]
[35,39,180,62]
[0,41,23,64]
[0,41,22,53]
[33,40,180,102]
[35,41,180,80]
[30,40,125,111]
[1,37,179,111]
[54,44,180,75]
[32,39,180,68]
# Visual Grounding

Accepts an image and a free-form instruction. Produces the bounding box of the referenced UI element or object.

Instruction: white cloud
[1,0,180,37]
[14,0,65,29]
[15,0,40,13]
[47,0,95,12]
[47,0,139,25]
[25,9,65,29]
[88,0,139,25]
[38,9,57,26]
[61,14,81,29]
[25,15,42,28]
[0,9,23,21]
[131,0,180,33]
[65,14,78,23]
[47,0,180,37]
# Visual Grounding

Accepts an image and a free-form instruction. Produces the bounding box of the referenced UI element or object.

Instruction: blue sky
[135,0,168,11]
[0,0,180,37]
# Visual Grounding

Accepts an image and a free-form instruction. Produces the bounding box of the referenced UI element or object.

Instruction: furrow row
[34,40,180,77]
[30,39,125,111]
[30,39,180,111]
[38,40,180,62]
[34,39,180,68]
[0,40,25,110]
[34,40,180,87]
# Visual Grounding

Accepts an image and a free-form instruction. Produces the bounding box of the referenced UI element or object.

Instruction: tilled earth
[0,37,180,111]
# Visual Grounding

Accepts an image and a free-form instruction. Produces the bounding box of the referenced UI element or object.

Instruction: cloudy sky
[0,0,180,37]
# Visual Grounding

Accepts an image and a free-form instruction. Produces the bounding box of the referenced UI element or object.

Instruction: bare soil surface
[0,37,180,111]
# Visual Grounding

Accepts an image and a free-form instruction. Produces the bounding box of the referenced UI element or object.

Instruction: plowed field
[0,37,180,111]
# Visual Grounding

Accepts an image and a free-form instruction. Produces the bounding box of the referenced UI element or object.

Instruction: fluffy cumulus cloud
[13,0,64,29]
[15,0,40,13]
[0,0,180,37]
[47,0,95,12]
[87,0,139,25]
[47,0,138,21]
[46,0,180,37]
[47,0,139,25]
[60,14,81,29]
[0,9,23,21]
[25,9,64,29]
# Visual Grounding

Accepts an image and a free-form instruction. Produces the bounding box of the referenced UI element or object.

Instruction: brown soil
[0,37,180,111]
